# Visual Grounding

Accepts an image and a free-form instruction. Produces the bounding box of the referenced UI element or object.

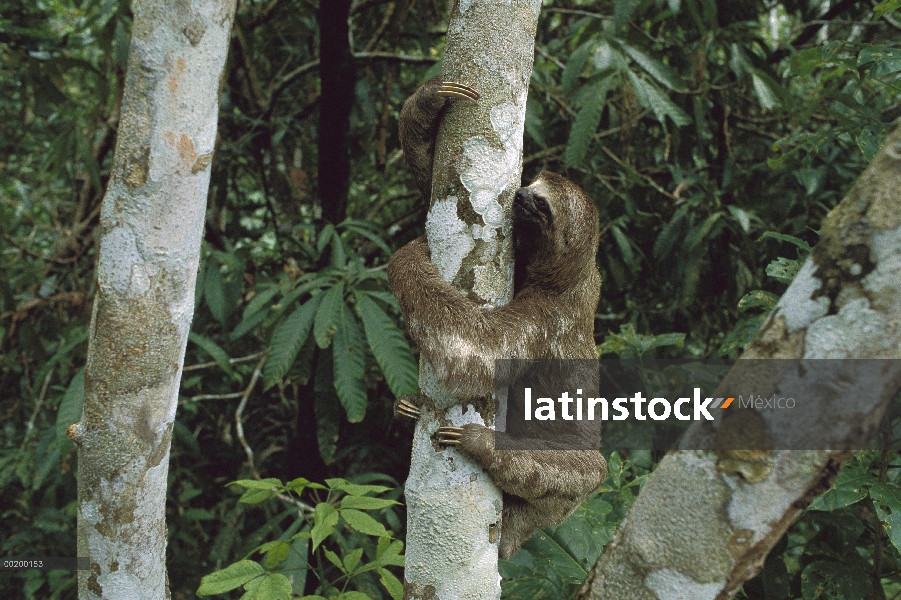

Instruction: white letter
[559,392,574,420]
[536,397,555,421]
[613,398,629,420]
[674,398,691,420]
[576,389,583,420]
[648,398,671,420]
[524,387,532,421]
[588,398,608,420]
[631,392,647,420]
[694,387,714,421]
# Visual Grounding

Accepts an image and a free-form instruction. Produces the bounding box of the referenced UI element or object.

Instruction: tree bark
[319,0,355,224]
[69,1,236,597]
[401,2,542,599]
[576,126,901,600]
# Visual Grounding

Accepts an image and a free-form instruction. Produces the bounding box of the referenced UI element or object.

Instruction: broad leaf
[264,294,323,388]
[355,292,417,397]
[332,303,367,422]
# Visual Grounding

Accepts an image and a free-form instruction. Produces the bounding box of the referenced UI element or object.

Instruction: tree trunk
[70,1,236,597]
[576,126,901,600]
[402,2,541,599]
[319,0,354,224]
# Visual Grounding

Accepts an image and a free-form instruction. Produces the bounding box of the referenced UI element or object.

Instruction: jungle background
[2,0,901,598]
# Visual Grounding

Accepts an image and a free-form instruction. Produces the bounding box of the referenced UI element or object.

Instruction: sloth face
[513,185,554,230]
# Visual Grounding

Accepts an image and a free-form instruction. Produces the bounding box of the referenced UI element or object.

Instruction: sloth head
[512,171,599,290]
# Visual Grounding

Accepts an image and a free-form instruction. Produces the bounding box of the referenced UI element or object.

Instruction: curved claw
[437,81,479,103]
[435,426,464,446]
[394,396,422,421]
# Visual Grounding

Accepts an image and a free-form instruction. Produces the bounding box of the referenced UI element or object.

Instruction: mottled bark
[69,1,236,598]
[577,126,901,600]
[401,2,542,599]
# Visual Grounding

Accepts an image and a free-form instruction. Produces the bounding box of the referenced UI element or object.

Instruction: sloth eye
[534,195,548,211]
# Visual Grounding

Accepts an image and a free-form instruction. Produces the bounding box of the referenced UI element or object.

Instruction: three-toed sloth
[387,79,607,559]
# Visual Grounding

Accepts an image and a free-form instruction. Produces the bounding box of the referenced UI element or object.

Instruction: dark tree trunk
[318,0,354,224]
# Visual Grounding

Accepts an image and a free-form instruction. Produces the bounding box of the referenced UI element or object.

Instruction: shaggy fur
[389,80,607,559]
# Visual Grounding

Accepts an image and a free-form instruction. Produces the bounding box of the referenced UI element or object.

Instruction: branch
[577,125,901,599]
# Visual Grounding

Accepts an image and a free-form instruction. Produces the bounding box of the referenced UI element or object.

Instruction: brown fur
[389,80,607,559]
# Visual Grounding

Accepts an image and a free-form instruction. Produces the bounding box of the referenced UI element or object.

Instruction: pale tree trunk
[402,1,541,599]
[576,127,901,600]
[67,1,236,597]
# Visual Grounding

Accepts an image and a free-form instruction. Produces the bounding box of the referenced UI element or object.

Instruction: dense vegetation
[1,0,900,598]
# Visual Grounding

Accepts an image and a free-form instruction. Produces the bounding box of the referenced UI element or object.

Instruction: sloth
[387,79,607,559]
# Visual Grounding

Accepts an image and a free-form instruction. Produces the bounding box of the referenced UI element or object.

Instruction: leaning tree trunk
[68,1,236,597]
[576,127,901,600]
[401,2,541,599]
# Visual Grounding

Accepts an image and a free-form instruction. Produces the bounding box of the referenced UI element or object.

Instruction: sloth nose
[514,188,531,204]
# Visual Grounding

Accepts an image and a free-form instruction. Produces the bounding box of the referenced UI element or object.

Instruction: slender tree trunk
[402,2,541,599]
[576,126,901,600]
[69,1,236,597]
[319,0,354,223]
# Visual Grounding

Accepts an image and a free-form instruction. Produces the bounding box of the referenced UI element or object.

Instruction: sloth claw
[437,81,479,103]
[394,395,422,421]
[436,426,464,446]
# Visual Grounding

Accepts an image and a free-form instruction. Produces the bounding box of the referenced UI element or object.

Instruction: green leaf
[314,282,346,348]
[337,593,371,600]
[800,560,870,600]
[859,45,901,77]
[375,537,405,567]
[613,0,640,30]
[726,206,753,233]
[240,572,293,600]
[343,547,363,572]
[183,508,216,521]
[332,303,367,422]
[611,225,637,269]
[326,478,392,496]
[232,284,281,340]
[874,0,901,16]
[766,257,803,284]
[314,355,341,463]
[231,478,283,490]
[197,560,263,596]
[751,70,782,111]
[340,509,389,537]
[355,293,418,397]
[204,260,229,324]
[311,503,339,550]
[562,41,594,93]
[378,568,404,600]
[565,80,610,168]
[758,231,812,253]
[626,71,690,127]
[791,46,827,77]
[856,125,884,163]
[808,463,870,511]
[683,213,722,252]
[189,332,237,380]
[793,166,826,196]
[56,369,84,445]
[340,221,392,256]
[318,224,335,254]
[621,44,685,91]
[323,548,346,573]
[869,481,901,553]
[736,290,778,313]
[340,495,399,510]
[264,294,323,388]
